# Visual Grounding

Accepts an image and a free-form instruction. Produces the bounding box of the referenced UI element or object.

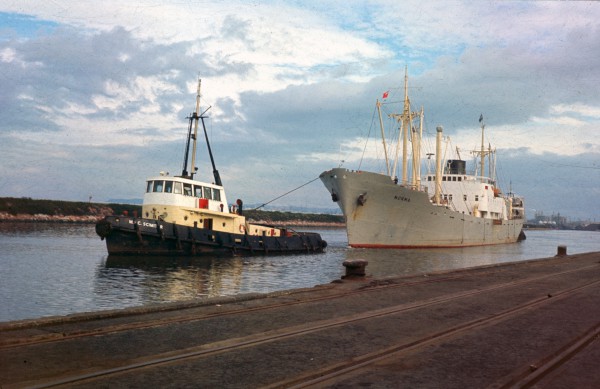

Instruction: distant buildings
[526,210,598,230]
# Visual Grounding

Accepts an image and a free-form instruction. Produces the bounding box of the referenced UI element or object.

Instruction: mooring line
[252,176,321,210]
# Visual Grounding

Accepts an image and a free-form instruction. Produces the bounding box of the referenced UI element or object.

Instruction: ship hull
[96,216,327,256]
[320,168,523,248]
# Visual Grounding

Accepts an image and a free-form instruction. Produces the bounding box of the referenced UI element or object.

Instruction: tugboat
[96,79,327,256]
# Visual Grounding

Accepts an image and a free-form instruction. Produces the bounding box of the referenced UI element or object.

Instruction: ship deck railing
[398,182,429,193]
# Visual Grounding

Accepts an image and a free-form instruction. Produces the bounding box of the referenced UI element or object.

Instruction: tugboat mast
[190,79,202,179]
[180,78,222,186]
[181,79,202,179]
[201,106,223,186]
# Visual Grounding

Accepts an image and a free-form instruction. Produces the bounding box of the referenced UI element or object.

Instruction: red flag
[382,91,389,99]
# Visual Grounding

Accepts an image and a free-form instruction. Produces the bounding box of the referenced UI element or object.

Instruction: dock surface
[1,251,599,388]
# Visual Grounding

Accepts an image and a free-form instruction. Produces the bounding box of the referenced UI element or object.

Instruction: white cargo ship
[320,70,524,248]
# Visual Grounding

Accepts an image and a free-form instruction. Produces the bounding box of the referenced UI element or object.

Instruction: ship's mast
[200,109,223,186]
[181,79,202,179]
[473,115,492,182]
[402,69,409,184]
[181,114,193,178]
[378,67,421,184]
[413,106,424,188]
[376,99,391,176]
[190,79,202,180]
[388,67,418,184]
[180,78,222,186]
[389,115,402,180]
[434,126,443,204]
[480,118,485,182]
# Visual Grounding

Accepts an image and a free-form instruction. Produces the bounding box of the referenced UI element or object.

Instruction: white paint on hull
[320,168,523,248]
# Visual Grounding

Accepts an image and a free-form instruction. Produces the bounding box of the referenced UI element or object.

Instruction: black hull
[96,216,326,256]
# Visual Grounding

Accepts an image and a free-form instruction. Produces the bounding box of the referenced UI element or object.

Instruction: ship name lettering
[394,195,410,202]
[128,220,157,228]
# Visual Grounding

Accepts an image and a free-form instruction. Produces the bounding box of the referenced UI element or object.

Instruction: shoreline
[0,212,345,228]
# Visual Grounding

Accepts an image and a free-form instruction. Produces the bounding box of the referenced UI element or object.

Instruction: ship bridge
[142,174,228,217]
[424,160,508,220]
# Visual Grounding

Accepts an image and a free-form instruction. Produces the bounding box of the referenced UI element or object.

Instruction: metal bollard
[556,245,567,256]
[342,259,368,278]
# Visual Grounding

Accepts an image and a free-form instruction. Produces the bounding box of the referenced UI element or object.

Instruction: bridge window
[164,180,173,193]
[183,183,192,196]
[203,187,212,199]
[146,181,153,193]
[174,182,182,194]
[194,185,203,198]
[213,189,221,201]
[153,180,164,192]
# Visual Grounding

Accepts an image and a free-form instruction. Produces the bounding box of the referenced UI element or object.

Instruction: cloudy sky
[1,1,599,221]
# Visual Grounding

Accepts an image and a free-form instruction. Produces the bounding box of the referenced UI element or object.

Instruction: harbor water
[1,222,598,323]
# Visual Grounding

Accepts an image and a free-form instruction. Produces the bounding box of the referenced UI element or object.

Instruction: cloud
[0,1,599,221]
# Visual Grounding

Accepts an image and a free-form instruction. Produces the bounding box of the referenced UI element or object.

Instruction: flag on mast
[383,91,389,99]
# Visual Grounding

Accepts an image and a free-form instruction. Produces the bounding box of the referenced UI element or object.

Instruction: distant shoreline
[0,213,345,228]
[0,213,102,223]
[0,197,345,227]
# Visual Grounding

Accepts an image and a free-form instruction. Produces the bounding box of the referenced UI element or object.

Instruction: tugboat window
[203,187,212,199]
[153,180,164,192]
[164,180,173,193]
[146,181,153,193]
[174,182,182,194]
[213,189,221,201]
[183,183,192,196]
[194,185,202,197]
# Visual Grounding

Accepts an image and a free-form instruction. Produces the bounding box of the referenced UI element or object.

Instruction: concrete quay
[1,251,599,388]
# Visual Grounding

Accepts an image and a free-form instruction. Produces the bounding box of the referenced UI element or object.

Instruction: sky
[0,1,599,221]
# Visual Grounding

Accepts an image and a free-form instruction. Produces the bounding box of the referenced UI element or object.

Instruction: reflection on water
[95,230,349,306]
[349,229,599,277]
[1,222,598,322]
[98,255,247,303]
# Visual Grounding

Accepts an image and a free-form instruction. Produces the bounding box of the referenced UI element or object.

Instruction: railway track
[2,254,599,388]
[272,279,600,389]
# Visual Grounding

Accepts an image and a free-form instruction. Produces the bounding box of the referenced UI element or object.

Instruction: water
[1,223,598,323]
